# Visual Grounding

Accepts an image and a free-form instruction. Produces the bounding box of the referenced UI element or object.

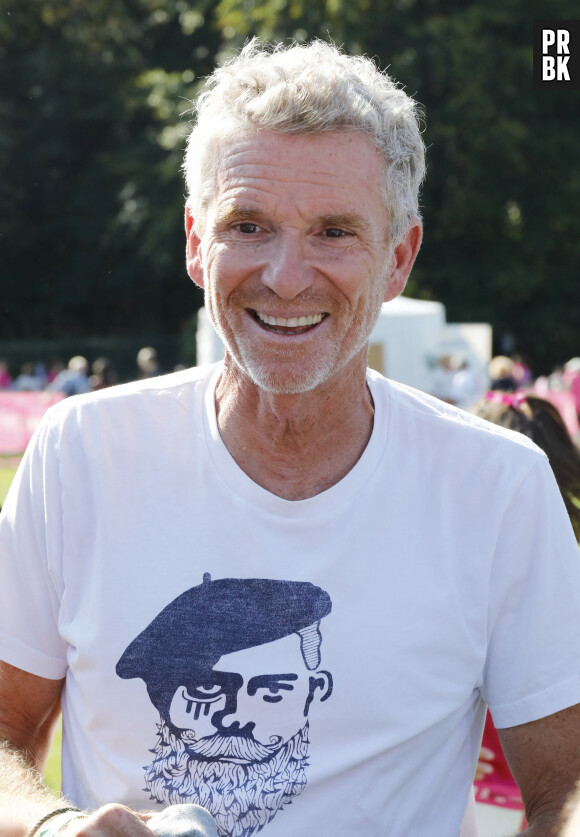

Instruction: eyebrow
[214,206,264,226]
[318,214,371,235]
[247,673,298,695]
[214,206,372,235]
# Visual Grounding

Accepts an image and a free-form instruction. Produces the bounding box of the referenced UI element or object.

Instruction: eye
[247,673,298,702]
[235,222,261,234]
[180,685,226,719]
[182,683,225,704]
[324,227,348,238]
[195,683,223,697]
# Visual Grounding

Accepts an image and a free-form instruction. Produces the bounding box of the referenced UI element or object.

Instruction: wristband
[28,808,84,837]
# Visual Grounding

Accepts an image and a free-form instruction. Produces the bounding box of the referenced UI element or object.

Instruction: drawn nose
[218,718,256,737]
[211,689,257,737]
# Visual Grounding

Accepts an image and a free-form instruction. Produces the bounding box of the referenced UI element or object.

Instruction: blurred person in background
[470,390,580,832]
[89,357,118,391]
[0,360,12,390]
[472,391,580,539]
[12,362,45,391]
[563,358,580,419]
[488,355,517,392]
[47,356,90,397]
[136,346,162,379]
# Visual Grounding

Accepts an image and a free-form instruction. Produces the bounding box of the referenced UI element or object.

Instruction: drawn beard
[144,718,310,837]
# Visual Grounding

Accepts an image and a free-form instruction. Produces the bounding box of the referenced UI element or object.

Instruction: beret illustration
[116,574,332,721]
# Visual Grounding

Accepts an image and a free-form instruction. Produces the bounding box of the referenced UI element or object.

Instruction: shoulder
[367,368,547,478]
[47,364,216,418]
[37,364,221,451]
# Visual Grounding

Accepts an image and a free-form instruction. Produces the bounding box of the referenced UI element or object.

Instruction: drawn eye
[194,683,223,698]
[247,673,298,703]
[180,685,225,718]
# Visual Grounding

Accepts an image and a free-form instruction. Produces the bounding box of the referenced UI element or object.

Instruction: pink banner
[0,392,65,455]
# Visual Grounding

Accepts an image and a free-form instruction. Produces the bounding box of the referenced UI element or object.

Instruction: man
[47,356,91,397]
[1,39,580,837]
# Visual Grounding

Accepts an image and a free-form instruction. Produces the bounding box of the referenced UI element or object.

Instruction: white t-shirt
[1,364,579,837]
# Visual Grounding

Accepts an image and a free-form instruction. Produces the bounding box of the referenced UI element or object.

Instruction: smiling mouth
[252,310,327,335]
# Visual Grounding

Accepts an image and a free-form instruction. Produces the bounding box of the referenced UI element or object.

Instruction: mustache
[187,731,283,763]
[228,285,336,313]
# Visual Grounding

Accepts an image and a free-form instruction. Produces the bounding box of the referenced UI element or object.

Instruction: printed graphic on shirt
[116,574,333,837]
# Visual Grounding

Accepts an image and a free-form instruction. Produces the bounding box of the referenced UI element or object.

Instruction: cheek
[251,691,309,742]
[204,247,250,298]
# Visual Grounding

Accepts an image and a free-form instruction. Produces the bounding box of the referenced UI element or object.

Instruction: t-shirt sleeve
[483,455,580,728]
[0,411,68,679]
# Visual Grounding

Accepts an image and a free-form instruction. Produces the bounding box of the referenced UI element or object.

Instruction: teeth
[256,312,324,327]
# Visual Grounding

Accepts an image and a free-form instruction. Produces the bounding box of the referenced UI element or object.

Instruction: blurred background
[1,0,579,385]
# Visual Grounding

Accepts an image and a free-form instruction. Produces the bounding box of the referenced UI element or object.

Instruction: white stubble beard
[205,267,391,396]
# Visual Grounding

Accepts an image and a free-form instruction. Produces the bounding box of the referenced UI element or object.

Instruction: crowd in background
[2,349,580,444]
[0,347,166,397]
[430,352,580,442]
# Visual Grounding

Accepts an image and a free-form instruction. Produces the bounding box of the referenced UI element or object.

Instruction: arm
[0,662,154,837]
[498,703,580,836]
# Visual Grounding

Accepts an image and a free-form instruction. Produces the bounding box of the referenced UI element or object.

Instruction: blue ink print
[116,575,333,837]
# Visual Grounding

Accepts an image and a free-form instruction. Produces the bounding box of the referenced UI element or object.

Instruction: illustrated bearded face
[116,577,334,837]
[144,636,332,837]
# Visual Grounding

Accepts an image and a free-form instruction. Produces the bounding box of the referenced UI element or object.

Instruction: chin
[232,349,347,395]
[144,718,311,837]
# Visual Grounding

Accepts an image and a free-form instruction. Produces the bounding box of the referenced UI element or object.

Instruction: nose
[260,232,314,300]
[218,718,256,737]
[212,690,257,737]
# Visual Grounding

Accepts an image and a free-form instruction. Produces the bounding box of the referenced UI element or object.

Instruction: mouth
[251,310,327,335]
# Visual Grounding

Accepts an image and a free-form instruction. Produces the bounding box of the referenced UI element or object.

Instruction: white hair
[183,38,426,244]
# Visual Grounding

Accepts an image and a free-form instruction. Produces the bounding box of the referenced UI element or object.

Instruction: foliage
[0,0,215,340]
[1,0,579,373]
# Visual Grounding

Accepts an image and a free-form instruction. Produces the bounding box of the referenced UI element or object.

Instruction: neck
[214,354,375,500]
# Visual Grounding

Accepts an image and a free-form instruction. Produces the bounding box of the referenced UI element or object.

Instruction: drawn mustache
[187,732,283,762]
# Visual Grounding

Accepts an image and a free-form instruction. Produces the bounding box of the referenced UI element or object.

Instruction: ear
[384,219,423,303]
[185,204,205,289]
[304,670,334,716]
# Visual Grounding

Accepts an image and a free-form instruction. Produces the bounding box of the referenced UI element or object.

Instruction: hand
[61,805,154,837]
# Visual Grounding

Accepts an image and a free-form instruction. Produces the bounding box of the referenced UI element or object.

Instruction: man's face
[187,130,409,394]
[169,633,316,746]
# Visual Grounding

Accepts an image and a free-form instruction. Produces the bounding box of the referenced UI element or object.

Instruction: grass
[0,462,62,794]
[45,718,62,793]
[0,465,17,506]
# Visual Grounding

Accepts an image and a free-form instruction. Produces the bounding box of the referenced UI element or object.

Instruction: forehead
[216,633,303,675]
[207,129,387,222]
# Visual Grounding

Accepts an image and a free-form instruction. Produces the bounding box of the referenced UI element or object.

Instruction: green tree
[0,0,218,341]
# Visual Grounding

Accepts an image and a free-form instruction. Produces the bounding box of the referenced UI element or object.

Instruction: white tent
[368,296,447,393]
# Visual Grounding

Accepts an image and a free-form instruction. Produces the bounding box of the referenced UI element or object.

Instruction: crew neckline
[202,364,391,518]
